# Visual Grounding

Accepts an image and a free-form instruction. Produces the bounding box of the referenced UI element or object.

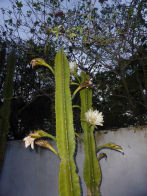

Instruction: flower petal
[85,109,104,126]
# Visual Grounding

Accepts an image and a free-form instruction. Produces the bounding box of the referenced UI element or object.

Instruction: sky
[0,0,11,24]
[0,0,137,41]
[0,0,131,10]
[0,0,11,9]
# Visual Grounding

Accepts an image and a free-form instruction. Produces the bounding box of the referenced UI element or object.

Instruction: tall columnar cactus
[0,53,16,172]
[55,50,81,196]
[26,50,81,196]
[80,72,101,196]
[24,51,123,196]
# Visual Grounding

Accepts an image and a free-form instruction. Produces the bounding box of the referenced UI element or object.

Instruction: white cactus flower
[23,136,35,149]
[85,109,104,126]
[69,61,77,74]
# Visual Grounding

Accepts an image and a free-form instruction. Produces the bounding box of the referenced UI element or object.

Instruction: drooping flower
[30,58,47,68]
[30,58,54,74]
[23,136,35,150]
[85,109,104,126]
[69,61,78,74]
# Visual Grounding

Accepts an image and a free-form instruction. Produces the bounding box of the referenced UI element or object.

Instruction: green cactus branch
[55,50,81,196]
[0,52,16,172]
[80,72,101,196]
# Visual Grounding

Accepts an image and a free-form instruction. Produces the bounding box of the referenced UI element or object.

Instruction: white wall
[0,126,147,196]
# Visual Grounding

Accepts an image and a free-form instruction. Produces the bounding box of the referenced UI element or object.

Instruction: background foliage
[0,0,146,139]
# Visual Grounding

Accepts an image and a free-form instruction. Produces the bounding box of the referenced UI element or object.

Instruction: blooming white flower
[23,136,35,150]
[69,61,77,74]
[85,109,104,126]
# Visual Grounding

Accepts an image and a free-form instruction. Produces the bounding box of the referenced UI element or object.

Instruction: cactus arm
[55,50,81,196]
[80,72,101,196]
[84,127,101,196]
[0,53,16,172]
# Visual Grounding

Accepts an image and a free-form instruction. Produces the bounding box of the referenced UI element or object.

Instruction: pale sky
[0,0,11,8]
[0,0,12,22]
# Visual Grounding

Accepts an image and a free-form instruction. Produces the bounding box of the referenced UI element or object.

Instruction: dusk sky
[0,0,12,22]
[0,0,11,9]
